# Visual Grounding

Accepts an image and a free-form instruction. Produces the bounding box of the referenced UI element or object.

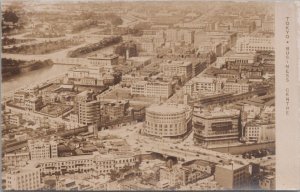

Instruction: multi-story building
[193,107,240,146]
[260,106,275,123]
[183,30,195,44]
[261,21,274,33]
[215,162,250,189]
[28,139,58,160]
[216,53,255,68]
[3,152,30,166]
[78,100,101,125]
[165,29,181,42]
[197,42,223,56]
[259,175,275,190]
[13,91,29,106]
[68,66,114,86]
[139,38,155,53]
[184,77,226,96]
[7,113,23,126]
[31,153,136,176]
[244,121,275,142]
[131,80,173,99]
[103,100,129,121]
[121,74,147,87]
[144,104,192,139]
[6,167,41,190]
[223,80,251,94]
[159,161,213,187]
[236,36,274,53]
[88,54,118,71]
[161,60,193,81]
[24,96,43,111]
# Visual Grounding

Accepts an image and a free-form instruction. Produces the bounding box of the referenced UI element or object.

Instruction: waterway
[2,64,73,98]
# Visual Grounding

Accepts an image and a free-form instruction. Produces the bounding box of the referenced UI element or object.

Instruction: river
[2,64,73,98]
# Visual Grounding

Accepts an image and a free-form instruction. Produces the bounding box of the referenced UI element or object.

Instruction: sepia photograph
[1,0,299,190]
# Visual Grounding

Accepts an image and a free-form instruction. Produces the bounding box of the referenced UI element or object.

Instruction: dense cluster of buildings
[2,1,276,191]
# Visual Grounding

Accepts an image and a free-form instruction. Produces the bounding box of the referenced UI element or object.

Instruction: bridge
[141,143,252,166]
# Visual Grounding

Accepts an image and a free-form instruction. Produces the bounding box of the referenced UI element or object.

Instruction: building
[236,36,274,53]
[144,104,192,139]
[159,161,213,187]
[6,167,41,190]
[13,91,29,106]
[28,139,58,160]
[261,21,274,33]
[244,121,275,142]
[3,152,30,166]
[88,53,118,66]
[223,80,251,94]
[24,96,43,111]
[259,175,275,190]
[131,80,173,99]
[193,107,240,146]
[68,66,114,86]
[78,100,101,125]
[184,77,226,96]
[260,106,275,123]
[31,153,136,176]
[103,100,129,121]
[57,179,78,190]
[161,60,193,81]
[7,113,23,126]
[197,41,222,56]
[216,53,255,68]
[214,162,250,189]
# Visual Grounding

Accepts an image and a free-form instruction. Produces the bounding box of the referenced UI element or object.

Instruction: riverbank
[2,59,54,80]
[2,64,73,99]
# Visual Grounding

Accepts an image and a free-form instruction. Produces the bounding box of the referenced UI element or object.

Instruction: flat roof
[147,104,186,114]
[216,162,248,170]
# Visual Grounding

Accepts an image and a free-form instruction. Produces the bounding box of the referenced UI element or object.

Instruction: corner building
[193,108,240,146]
[144,104,192,139]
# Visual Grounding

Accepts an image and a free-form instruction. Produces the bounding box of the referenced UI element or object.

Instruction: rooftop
[146,104,187,114]
[216,161,248,171]
[88,53,119,60]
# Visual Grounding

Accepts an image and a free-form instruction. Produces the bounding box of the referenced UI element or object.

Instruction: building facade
[144,104,192,139]
[161,60,193,81]
[193,108,240,146]
[215,162,250,189]
[131,81,173,99]
[28,139,58,160]
[6,168,41,190]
